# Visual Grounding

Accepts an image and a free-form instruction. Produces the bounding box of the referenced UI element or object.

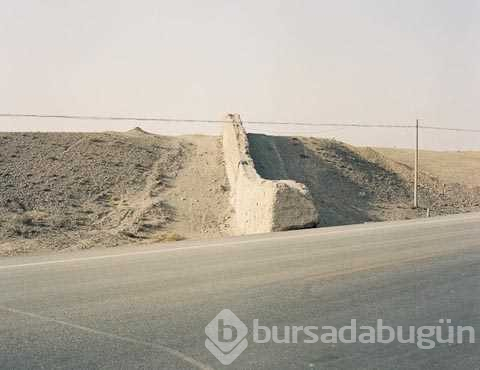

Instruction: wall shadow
[248,134,412,227]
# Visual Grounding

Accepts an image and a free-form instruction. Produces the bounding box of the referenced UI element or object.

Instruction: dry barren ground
[0,129,232,256]
[248,134,480,227]
[1,129,479,256]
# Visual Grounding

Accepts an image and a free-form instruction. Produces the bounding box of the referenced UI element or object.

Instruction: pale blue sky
[1,0,479,149]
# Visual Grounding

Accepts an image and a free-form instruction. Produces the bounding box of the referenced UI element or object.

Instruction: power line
[0,113,227,124]
[247,122,480,133]
[244,120,414,129]
[1,112,480,132]
[418,125,480,133]
[0,113,415,129]
[245,120,480,132]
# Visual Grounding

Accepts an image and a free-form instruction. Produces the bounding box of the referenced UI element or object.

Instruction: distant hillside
[373,147,480,187]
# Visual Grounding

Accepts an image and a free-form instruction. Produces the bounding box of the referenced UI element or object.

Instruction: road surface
[0,213,479,369]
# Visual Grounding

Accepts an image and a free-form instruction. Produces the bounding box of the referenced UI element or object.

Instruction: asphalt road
[0,213,479,369]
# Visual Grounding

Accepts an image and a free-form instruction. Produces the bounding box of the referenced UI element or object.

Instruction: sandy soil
[161,135,233,239]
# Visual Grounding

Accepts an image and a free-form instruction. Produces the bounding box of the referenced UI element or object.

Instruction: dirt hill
[0,131,232,256]
[1,130,478,256]
[248,134,480,227]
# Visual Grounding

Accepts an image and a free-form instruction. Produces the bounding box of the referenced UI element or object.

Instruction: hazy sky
[1,0,479,149]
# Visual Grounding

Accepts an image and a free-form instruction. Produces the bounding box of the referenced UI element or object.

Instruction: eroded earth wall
[223,114,317,234]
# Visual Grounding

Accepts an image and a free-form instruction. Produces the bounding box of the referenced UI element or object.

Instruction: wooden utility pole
[414,119,419,208]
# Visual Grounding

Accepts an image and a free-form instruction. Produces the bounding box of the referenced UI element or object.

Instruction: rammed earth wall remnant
[223,114,318,234]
